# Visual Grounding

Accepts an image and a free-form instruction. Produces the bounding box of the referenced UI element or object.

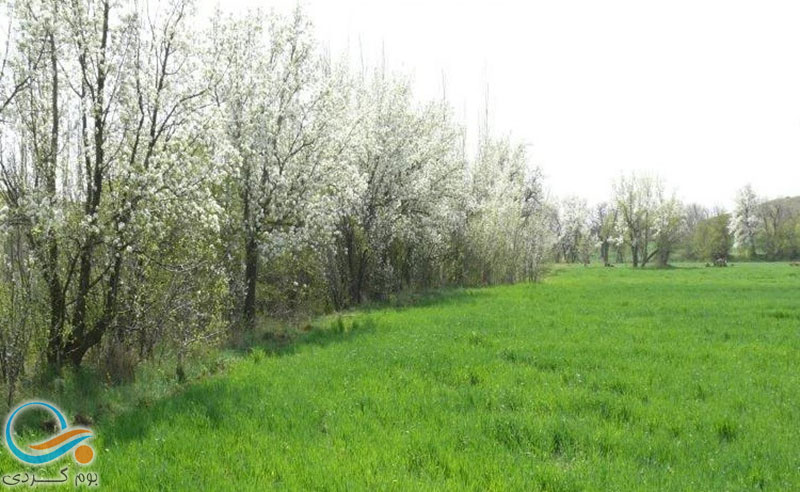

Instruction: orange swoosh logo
[29,429,91,450]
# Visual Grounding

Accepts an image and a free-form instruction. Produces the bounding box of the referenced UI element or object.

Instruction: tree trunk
[642,248,658,268]
[657,249,670,268]
[243,234,258,331]
[66,253,123,367]
[343,220,367,306]
[350,248,367,305]
[640,242,648,268]
[44,269,65,366]
[44,28,66,367]
[63,2,111,368]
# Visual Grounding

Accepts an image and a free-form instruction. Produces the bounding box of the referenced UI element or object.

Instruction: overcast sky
[201,0,800,208]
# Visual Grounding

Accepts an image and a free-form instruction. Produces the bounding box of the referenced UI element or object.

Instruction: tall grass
[1,263,798,490]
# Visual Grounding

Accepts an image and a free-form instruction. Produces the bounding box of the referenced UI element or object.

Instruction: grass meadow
[2,263,799,490]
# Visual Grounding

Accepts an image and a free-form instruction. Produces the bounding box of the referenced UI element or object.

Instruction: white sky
[208,1,800,208]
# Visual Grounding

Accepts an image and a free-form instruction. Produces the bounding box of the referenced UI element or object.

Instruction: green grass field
[3,263,800,490]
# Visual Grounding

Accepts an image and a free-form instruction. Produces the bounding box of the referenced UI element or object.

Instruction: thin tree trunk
[67,254,122,367]
[642,248,658,268]
[243,234,258,331]
[65,1,111,367]
[44,27,66,367]
[601,241,610,265]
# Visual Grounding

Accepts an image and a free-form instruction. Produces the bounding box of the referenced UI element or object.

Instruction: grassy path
[5,264,800,490]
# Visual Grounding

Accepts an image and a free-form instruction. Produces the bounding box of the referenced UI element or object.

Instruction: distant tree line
[0,1,553,401]
[552,178,800,268]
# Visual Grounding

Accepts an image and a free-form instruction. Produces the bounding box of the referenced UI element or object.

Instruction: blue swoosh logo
[4,401,92,465]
